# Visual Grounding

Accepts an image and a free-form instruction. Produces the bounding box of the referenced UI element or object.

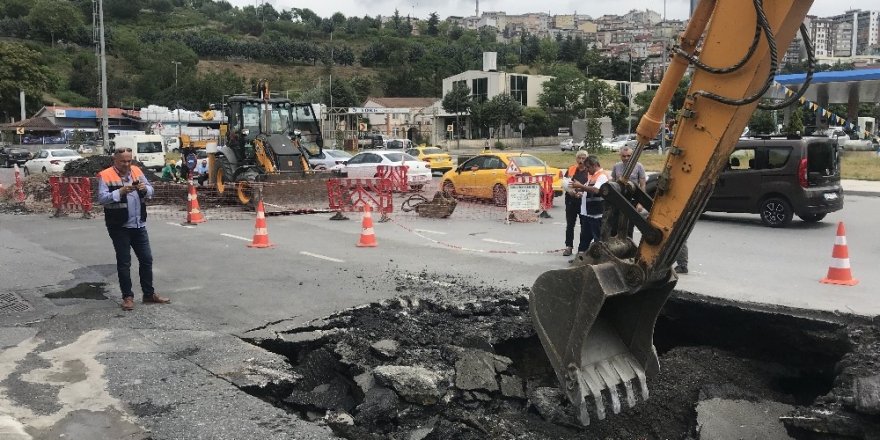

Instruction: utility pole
[172,61,182,142]
[627,49,633,135]
[97,0,109,154]
[660,0,667,155]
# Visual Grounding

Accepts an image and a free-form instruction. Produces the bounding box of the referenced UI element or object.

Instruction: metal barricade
[326,178,394,215]
[507,174,554,211]
[376,165,409,193]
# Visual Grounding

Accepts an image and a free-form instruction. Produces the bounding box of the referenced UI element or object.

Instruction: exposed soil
[240,273,880,439]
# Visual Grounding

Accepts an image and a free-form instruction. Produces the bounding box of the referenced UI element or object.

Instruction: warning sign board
[16,127,24,135]
[505,160,521,175]
[507,184,541,211]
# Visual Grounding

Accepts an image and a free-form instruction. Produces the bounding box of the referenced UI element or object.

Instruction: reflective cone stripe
[183,182,206,224]
[248,201,274,248]
[820,222,857,286]
[357,205,378,247]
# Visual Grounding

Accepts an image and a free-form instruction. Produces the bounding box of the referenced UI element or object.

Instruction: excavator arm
[530,0,814,425]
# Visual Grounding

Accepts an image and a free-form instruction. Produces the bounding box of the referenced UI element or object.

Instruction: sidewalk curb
[845,190,880,198]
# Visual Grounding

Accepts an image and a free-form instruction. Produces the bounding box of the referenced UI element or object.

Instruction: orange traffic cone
[183,181,206,225]
[356,205,378,247]
[820,221,858,286]
[247,200,274,248]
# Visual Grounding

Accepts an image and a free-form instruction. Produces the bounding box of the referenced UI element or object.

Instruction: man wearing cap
[97,147,170,311]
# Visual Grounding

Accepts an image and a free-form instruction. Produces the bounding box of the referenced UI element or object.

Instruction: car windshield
[510,155,545,167]
[137,141,163,154]
[52,150,79,157]
[383,152,418,162]
[327,150,352,159]
[611,136,629,142]
[421,148,443,154]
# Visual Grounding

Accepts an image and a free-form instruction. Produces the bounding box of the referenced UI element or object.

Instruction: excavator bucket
[530,261,675,425]
[229,173,334,214]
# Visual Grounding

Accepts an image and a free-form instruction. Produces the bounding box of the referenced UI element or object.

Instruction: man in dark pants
[97,147,171,311]
[563,151,590,256]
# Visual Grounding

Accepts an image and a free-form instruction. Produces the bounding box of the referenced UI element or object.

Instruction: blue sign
[186,153,197,170]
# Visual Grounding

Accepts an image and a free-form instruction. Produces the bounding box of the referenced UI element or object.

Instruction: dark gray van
[705,135,843,227]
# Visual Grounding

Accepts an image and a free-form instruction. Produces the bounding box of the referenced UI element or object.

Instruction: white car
[309,149,353,171]
[559,138,584,151]
[602,134,638,151]
[341,150,432,190]
[22,149,82,175]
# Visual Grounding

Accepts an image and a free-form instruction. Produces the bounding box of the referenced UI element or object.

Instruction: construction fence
[2,167,559,225]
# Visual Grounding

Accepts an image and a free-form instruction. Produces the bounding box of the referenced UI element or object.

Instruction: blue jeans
[578,215,602,252]
[107,226,154,299]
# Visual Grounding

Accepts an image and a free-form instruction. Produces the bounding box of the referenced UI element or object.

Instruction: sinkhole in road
[241,288,878,439]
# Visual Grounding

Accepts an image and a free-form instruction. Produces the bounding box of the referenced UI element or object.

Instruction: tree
[482,94,523,138]
[749,109,776,134]
[784,105,805,135]
[521,107,553,138]
[538,65,586,120]
[442,82,470,145]
[0,42,57,118]
[26,0,85,44]
[426,12,439,36]
[584,112,604,152]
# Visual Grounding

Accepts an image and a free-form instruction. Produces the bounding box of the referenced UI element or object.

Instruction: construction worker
[570,155,607,256]
[562,150,589,256]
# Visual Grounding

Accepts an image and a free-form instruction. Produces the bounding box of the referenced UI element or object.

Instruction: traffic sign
[186,153,197,170]
[506,160,521,175]
[358,122,367,132]
[16,127,24,135]
[518,122,525,131]
[446,124,453,132]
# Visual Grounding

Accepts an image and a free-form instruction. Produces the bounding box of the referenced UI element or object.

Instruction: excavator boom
[530,0,814,425]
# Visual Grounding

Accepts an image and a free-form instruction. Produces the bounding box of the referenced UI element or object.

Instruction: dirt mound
[64,156,159,181]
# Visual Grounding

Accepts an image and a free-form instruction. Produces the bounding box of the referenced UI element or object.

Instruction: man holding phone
[97,147,170,311]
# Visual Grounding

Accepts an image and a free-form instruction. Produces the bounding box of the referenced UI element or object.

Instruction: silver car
[309,149,353,171]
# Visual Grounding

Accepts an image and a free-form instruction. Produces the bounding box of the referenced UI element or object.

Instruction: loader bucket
[254,173,334,214]
[529,261,675,425]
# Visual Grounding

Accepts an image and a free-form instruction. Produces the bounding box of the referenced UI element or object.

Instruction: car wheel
[410,184,424,192]
[42,167,48,174]
[760,197,793,227]
[23,167,30,176]
[442,180,456,197]
[492,184,507,207]
[798,213,827,223]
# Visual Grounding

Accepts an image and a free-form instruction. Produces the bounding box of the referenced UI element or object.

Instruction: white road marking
[169,286,204,292]
[552,222,566,226]
[401,273,454,288]
[482,238,520,245]
[299,251,345,263]
[166,222,195,229]
[220,233,251,241]
[414,229,447,235]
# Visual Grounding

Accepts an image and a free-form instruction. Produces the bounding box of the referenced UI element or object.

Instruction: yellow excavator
[530,0,816,425]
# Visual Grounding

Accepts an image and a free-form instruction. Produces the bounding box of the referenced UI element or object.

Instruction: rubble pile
[64,156,159,181]
[241,275,880,439]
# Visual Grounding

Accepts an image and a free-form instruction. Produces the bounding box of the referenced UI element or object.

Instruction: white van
[111,134,167,170]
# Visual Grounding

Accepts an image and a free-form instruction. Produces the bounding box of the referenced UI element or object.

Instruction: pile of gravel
[64,156,159,181]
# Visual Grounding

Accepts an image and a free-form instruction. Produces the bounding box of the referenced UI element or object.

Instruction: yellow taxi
[406,146,455,173]
[440,152,563,206]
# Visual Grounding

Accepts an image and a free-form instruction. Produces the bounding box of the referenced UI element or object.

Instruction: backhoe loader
[530,0,816,425]
[215,80,327,210]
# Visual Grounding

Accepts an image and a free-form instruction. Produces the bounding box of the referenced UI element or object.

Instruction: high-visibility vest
[98,166,146,227]
[583,168,605,216]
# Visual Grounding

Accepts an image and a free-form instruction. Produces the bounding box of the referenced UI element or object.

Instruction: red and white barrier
[327,178,394,216]
[376,165,409,193]
[507,174,554,211]
[49,176,93,218]
[13,164,26,203]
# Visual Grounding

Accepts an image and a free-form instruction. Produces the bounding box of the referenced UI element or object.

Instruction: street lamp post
[627,50,633,135]
[172,61,182,143]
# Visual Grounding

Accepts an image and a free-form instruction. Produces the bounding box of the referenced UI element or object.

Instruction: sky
[229,1,874,21]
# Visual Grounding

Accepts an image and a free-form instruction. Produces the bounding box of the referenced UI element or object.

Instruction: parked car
[22,149,82,175]
[357,133,386,149]
[340,150,432,190]
[406,146,454,174]
[440,152,563,206]
[309,149,352,171]
[385,139,415,150]
[646,135,842,227]
[0,146,32,167]
[602,134,638,151]
[559,138,584,151]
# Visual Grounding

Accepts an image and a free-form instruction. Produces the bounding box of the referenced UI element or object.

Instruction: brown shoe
[143,294,171,304]
[121,297,134,311]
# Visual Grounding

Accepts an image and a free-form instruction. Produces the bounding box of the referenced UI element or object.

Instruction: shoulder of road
[842,179,880,197]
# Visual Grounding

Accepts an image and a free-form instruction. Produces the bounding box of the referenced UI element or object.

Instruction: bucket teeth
[570,354,649,425]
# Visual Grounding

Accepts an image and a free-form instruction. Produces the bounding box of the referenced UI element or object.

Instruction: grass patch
[533,150,880,180]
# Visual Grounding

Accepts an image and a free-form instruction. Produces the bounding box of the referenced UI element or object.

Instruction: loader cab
[223,96,322,158]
